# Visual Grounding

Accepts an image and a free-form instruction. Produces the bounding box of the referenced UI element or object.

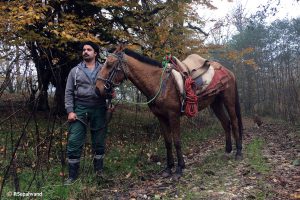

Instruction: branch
[0,56,20,98]
[187,23,209,36]
[148,5,165,16]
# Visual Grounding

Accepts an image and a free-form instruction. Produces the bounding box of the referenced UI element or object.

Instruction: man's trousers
[67,104,107,159]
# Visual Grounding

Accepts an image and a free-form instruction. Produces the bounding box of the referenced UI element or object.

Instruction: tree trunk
[15,45,22,92]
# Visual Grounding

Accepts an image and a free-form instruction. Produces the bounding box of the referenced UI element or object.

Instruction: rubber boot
[93,155,104,176]
[64,162,79,185]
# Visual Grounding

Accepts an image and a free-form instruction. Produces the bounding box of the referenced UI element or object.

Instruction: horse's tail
[235,82,243,140]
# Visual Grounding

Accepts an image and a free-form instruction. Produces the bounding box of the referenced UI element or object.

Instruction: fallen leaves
[292,159,300,166]
[125,172,132,179]
[1,117,299,199]
[290,193,300,199]
[0,146,5,153]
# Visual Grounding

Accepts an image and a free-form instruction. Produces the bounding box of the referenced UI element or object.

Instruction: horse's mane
[124,49,162,68]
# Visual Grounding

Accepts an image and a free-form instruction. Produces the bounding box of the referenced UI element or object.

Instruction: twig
[0,109,23,126]
[0,110,34,198]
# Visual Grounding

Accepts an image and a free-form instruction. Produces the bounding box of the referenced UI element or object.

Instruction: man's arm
[65,69,75,114]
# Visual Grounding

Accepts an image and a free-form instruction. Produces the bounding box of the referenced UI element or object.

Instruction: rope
[184,76,198,117]
[165,54,198,117]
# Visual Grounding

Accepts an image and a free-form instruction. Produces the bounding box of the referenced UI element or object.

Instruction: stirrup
[181,99,185,113]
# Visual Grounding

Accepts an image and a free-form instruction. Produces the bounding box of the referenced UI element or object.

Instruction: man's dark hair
[81,41,100,55]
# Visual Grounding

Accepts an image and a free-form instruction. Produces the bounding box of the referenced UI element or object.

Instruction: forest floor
[1,107,299,200]
[87,117,300,200]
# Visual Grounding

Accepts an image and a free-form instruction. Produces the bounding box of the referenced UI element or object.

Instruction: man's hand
[68,112,77,122]
[105,89,116,99]
[111,90,116,98]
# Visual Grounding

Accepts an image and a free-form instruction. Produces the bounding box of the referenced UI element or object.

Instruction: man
[64,41,107,184]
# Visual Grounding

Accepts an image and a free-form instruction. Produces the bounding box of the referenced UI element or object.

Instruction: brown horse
[96,46,243,178]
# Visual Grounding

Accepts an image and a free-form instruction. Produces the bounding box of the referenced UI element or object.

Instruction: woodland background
[0,0,299,121]
[0,0,299,199]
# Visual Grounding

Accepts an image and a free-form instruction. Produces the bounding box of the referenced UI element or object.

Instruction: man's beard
[83,55,93,62]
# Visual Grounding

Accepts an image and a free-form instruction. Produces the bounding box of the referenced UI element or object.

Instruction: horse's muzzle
[95,87,102,97]
[104,86,114,99]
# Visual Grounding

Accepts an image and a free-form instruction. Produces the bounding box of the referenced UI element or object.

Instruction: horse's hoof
[225,146,232,154]
[222,153,231,160]
[173,173,181,180]
[161,168,172,178]
[235,153,243,160]
[173,167,183,180]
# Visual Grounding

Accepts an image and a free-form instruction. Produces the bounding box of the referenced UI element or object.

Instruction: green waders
[65,104,107,184]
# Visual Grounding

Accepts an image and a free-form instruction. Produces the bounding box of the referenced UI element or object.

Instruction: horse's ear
[120,43,126,51]
[114,43,126,53]
[114,45,121,53]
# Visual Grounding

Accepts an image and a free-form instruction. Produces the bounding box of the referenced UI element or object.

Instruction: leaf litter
[90,118,300,199]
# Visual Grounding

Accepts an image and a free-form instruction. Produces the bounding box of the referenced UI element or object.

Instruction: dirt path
[92,118,300,200]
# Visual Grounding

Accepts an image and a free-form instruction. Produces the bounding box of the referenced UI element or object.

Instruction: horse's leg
[157,116,174,177]
[223,97,243,160]
[170,116,185,178]
[210,99,232,154]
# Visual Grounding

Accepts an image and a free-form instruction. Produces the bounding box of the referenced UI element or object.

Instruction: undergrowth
[0,106,221,199]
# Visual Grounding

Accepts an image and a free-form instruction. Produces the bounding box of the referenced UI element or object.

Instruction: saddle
[171,55,230,98]
[174,54,210,79]
[168,54,231,117]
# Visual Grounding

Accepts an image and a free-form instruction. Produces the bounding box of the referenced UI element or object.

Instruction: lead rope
[113,58,169,105]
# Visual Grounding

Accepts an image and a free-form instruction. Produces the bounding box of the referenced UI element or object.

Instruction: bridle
[97,50,171,105]
[97,52,127,95]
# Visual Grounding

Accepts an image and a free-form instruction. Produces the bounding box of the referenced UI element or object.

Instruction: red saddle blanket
[198,64,231,98]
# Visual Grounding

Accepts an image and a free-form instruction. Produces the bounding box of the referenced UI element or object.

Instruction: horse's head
[96,46,127,97]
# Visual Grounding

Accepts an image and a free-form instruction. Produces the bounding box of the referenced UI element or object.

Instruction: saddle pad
[198,66,231,97]
[171,65,215,96]
[194,65,215,93]
[171,69,184,95]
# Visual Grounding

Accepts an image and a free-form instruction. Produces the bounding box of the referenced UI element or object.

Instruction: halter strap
[97,52,128,89]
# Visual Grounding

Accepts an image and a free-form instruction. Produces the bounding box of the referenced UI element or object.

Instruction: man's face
[82,45,97,62]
